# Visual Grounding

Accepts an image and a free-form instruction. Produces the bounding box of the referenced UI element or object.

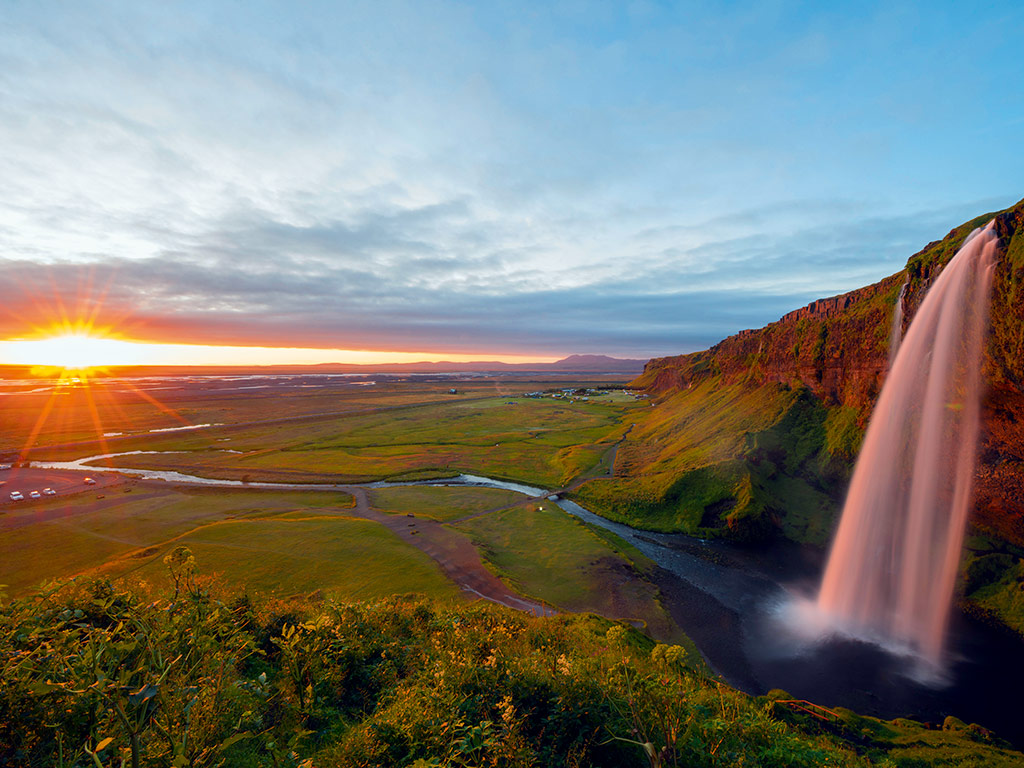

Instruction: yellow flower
[605,625,628,645]
[556,654,572,675]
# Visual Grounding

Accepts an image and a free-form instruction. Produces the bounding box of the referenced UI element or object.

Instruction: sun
[0,332,151,370]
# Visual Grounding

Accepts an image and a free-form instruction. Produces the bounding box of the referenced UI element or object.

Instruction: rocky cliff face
[632,198,1024,547]
[635,273,902,413]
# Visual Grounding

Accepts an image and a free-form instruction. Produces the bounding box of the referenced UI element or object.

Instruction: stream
[31,453,1024,744]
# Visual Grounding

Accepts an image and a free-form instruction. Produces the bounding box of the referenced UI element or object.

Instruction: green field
[0,484,457,600]
[2,474,694,646]
[104,516,459,601]
[0,379,512,454]
[35,394,644,486]
[2,379,684,640]
[369,483,685,640]
[368,484,525,521]
[453,501,685,642]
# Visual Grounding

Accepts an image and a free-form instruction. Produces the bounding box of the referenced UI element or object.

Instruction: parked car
[9,491,23,500]
[29,490,41,499]
[43,487,56,495]
[84,477,97,485]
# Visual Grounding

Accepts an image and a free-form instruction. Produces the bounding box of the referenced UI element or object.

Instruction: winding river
[30,452,1024,744]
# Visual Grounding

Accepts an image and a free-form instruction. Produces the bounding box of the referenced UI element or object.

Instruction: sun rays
[3,310,192,464]
[2,333,163,370]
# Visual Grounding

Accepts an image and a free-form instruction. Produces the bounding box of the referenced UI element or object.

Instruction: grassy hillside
[572,380,845,544]
[2,579,1020,767]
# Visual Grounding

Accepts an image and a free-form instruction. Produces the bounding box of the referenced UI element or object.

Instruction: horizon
[0,335,567,369]
[0,344,648,374]
[2,1,1022,367]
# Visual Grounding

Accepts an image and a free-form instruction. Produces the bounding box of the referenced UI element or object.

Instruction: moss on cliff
[571,380,846,544]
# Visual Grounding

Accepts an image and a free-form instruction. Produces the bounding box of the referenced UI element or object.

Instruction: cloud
[3,194,994,359]
[1,2,1021,362]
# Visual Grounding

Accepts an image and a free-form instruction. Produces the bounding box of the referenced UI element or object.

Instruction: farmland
[1,373,672,637]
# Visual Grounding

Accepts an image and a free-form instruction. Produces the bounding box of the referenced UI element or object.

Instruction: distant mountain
[546,354,647,372]
[306,354,646,374]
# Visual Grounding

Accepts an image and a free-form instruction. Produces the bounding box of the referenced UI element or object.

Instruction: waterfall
[888,279,907,367]
[816,221,999,668]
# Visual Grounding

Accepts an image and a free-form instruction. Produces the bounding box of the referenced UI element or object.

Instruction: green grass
[965,557,1024,637]
[36,395,640,487]
[368,484,524,522]
[768,474,836,546]
[831,708,1024,767]
[824,405,864,460]
[1,379,472,453]
[453,502,683,642]
[571,379,845,542]
[103,517,460,602]
[0,485,362,596]
[1,521,132,595]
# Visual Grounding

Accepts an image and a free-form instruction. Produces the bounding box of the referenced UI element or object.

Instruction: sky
[1,0,1022,365]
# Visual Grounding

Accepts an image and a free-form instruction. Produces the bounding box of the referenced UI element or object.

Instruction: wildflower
[664,645,688,666]
[556,654,572,675]
[497,695,517,724]
[652,643,687,668]
[605,624,627,646]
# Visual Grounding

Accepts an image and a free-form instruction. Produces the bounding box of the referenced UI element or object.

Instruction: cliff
[633,272,903,412]
[623,198,1024,548]
[572,198,1024,634]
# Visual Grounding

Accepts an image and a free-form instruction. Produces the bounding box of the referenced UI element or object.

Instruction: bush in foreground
[0,575,1020,767]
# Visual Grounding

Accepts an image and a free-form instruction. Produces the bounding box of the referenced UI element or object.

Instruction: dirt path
[340,486,553,616]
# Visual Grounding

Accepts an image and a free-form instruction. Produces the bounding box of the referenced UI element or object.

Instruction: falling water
[817,221,999,668]
[888,280,908,367]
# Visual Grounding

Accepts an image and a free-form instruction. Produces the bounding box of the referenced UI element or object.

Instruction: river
[31,453,1024,744]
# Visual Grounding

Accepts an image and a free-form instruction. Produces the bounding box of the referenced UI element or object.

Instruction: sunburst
[2,332,156,371]
[5,327,191,463]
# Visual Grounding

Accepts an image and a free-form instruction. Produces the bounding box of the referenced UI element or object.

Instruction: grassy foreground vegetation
[2,576,1019,768]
